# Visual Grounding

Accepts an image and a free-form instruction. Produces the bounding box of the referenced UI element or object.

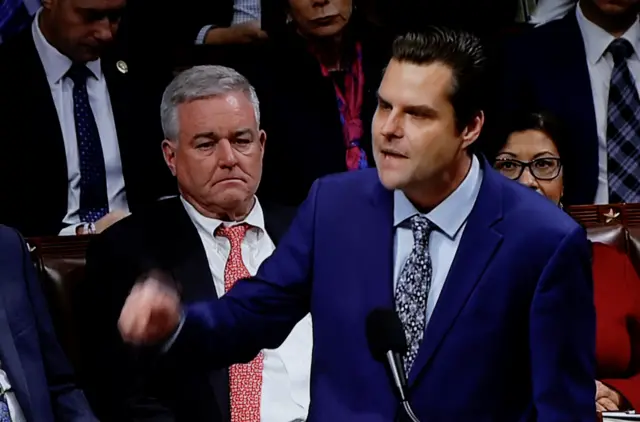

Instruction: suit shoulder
[499,177,581,239]
[505,16,575,55]
[94,198,182,247]
[0,225,23,253]
[317,168,379,190]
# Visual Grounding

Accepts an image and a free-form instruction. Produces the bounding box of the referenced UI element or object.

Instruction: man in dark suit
[79,65,311,422]
[496,0,640,205]
[0,224,96,421]
[0,0,175,237]
[119,29,596,421]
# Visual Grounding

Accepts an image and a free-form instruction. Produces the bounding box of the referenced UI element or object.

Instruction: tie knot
[409,215,434,243]
[66,63,94,84]
[215,223,250,245]
[608,38,634,65]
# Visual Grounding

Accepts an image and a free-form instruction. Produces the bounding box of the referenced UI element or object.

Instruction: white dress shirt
[31,10,129,234]
[0,362,25,422]
[182,197,312,422]
[393,155,483,325]
[576,4,640,204]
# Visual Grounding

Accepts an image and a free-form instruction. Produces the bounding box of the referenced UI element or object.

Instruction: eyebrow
[192,128,252,141]
[496,152,516,158]
[376,93,437,116]
[532,150,558,159]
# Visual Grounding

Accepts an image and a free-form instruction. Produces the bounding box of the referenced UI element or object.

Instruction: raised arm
[120,179,321,370]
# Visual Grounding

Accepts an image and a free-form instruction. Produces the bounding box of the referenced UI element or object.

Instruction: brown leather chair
[566,203,640,277]
[26,235,94,373]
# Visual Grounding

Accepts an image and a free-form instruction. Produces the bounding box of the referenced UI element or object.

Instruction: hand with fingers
[119,277,182,345]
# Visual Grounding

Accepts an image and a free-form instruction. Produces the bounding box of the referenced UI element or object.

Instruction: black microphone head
[366,308,408,362]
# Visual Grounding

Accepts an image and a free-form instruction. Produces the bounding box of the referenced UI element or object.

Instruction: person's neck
[38,12,58,50]
[185,195,256,222]
[308,33,345,71]
[580,0,638,37]
[403,154,472,212]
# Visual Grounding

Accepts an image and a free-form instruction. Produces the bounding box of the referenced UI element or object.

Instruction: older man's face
[162,92,265,218]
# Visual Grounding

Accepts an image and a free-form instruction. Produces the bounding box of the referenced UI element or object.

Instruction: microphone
[366,309,420,422]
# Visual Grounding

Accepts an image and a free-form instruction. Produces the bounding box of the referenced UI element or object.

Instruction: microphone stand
[387,351,420,422]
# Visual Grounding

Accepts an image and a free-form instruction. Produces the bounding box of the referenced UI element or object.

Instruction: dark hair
[391,27,487,132]
[489,111,569,163]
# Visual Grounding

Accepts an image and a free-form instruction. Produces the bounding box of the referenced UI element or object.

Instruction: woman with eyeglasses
[492,111,640,413]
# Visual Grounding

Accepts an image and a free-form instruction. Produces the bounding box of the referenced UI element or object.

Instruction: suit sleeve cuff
[59,223,83,236]
[161,313,186,353]
[195,25,215,45]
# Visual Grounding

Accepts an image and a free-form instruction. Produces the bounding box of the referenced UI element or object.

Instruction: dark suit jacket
[0,23,176,237]
[495,10,599,205]
[168,161,596,421]
[244,15,392,206]
[0,225,96,422]
[78,196,296,422]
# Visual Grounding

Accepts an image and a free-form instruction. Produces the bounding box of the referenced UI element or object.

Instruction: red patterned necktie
[215,223,264,422]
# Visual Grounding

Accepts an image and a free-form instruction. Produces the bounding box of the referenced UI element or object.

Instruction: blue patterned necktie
[66,64,109,222]
[606,38,640,204]
[395,215,435,373]
[0,0,29,41]
[0,392,12,422]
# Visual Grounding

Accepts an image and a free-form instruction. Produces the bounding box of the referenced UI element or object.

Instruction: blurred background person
[0,0,175,237]
[249,0,392,206]
[492,111,640,412]
[0,224,97,421]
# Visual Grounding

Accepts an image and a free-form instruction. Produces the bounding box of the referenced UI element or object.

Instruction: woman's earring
[558,196,564,210]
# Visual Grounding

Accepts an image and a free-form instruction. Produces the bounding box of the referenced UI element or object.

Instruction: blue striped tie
[0,0,29,41]
[606,38,640,203]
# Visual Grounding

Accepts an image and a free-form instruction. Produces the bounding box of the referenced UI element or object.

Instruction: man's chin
[377,168,406,191]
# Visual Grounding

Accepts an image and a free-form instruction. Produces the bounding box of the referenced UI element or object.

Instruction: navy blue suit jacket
[0,225,96,421]
[169,162,596,421]
[498,10,600,206]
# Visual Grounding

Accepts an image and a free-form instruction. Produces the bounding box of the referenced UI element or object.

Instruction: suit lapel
[408,165,504,386]
[102,57,139,203]
[0,296,33,420]
[363,180,396,310]
[20,30,68,217]
[152,198,230,420]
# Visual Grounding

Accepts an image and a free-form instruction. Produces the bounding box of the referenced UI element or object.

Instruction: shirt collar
[180,196,267,240]
[393,154,483,239]
[31,8,102,85]
[576,3,640,65]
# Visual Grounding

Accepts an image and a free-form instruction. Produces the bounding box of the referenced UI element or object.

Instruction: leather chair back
[26,235,94,372]
[566,203,640,277]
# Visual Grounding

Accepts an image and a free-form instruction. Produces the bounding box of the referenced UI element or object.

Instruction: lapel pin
[116,60,128,74]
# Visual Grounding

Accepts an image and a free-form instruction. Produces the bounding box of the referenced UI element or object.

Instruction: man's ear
[460,110,485,151]
[41,0,54,10]
[161,140,178,176]
[258,129,267,157]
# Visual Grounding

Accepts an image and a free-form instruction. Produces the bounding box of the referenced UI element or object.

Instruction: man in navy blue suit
[497,0,640,205]
[0,225,96,421]
[119,28,596,421]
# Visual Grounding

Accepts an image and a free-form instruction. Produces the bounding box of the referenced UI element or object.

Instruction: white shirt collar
[576,2,640,65]
[393,154,483,239]
[180,196,268,240]
[31,8,102,85]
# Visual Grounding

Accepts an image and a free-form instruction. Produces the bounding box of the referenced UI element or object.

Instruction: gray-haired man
[78,65,312,422]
